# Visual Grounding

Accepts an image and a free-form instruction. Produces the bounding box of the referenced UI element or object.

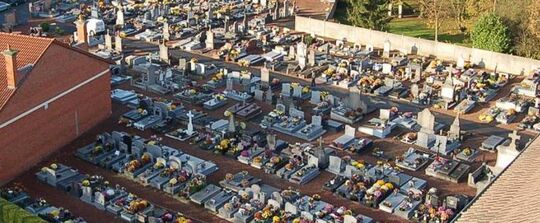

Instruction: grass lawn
[387,18,471,47]
[333,1,471,47]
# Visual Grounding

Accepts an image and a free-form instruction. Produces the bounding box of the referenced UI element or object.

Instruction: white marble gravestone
[310,91,321,104]
[261,67,270,83]
[383,40,391,58]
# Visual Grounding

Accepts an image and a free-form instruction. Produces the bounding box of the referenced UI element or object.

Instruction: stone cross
[187,111,194,135]
[508,130,521,149]
[105,30,112,50]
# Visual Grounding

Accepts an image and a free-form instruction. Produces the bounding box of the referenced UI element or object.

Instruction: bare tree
[419,0,449,41]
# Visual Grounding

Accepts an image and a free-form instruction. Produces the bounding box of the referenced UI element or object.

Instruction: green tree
[345,0,392,31]
[40,22,50,33]
[471,13,511,52]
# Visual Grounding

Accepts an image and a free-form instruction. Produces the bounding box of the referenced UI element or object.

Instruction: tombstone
[398,4,403,18]
[104,30,112,50]
[115,34,123,53]
[448,114,461,140]
[261,0,268,8]
[344,215,357,223]
[228,113,236,133]
[273,2,279,20]
[206,30,215,49]
[289,107,305,119]
[233,22,239,33]
[281,83,291,97]
[178,58,187,72]
[265,88,274,104]
[292,85,302,98]
[328,156,344,174]
[163,21,170,41]
[283,0,289,17]
[285,202,297,215]
[411,84,419,99]
[312,116,322,129]
[116,6,125,27]
[310,91,321,104]
[457,55,465,69]
[382,63,392,74]
[224,17,230,33]
[276,103,286,114]
[348,88,367,112]
[242,13,248,33]
[380,109,391,120]
[206,6,214,20]
[411,44,418,55]
[226,78,234,91]
[494,130,521,171]
[261,67,270,84]
[308,50,316,66]
[159,42,169,63]
[297,42,307,70]
[288,46,296,60]
[186,111,194,135]
[383,40,391,58]
[418,108,435,134]
[254,89,264,101]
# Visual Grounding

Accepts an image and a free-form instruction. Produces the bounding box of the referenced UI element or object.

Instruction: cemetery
[3,0,540,222]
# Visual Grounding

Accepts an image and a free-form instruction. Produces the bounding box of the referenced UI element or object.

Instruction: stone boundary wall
[295,16,540,75]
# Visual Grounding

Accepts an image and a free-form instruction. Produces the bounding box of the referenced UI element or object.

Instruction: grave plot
[34,163,192,222]
[1,186,87,222]
[425,157,471,183]
[395,148,434,171]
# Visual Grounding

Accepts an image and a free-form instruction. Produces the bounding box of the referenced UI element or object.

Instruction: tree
[344,0,392,31]
[40,22,50,33]
[471,13,511,52]
[527,0,540,38]
[418,0,449,41]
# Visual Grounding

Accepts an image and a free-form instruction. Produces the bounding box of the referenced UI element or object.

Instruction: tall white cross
[186,111,194,135]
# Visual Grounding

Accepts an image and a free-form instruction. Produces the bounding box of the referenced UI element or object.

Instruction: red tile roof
[456,136,540,222]
[0,33,54,110]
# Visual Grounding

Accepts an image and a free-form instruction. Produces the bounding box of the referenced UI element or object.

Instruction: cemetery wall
[0,75,111,185]
[295,16,540,75]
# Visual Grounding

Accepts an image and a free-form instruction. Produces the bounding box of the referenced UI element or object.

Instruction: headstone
[228,113,236,132]
[261,67,270,84]
[206,30,215,49]
[297,42,307,70]
[187,111,194,135]
[276,103,286,114]
[266,89,274,104]
[457,55,465,69]
[328,156,344,174]
[224,17,230,33]
[285,202,297,215]
[344,215,357,223]
[292,85,302,97]
[312,115,322,126]
[418,108,435,134]
[308,50,316,66]
[163,21,170,41]
[159,42,169,63]
[281,83,291,97]
[254,89,264,101]
[226,78,234,91]
[105,30,112,50]
[310,91,321,104]
[448,114,461,140]
[411,84,419,99]
[115,34,123,53]
[380,109,391,120]
[116,6,125,26]
[289,107,304,119]
[288,46,295,60]
[383,40,391,58]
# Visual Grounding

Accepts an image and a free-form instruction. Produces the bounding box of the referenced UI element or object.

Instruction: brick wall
[0,74,110,184]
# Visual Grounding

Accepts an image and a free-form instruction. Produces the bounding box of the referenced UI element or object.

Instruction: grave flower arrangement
[126,153,151,173]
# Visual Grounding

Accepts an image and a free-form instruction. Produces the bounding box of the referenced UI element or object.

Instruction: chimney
[75,14,87,44]
[3,45,19,89]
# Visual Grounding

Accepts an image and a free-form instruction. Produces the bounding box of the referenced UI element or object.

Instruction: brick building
[0,33,112,185]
